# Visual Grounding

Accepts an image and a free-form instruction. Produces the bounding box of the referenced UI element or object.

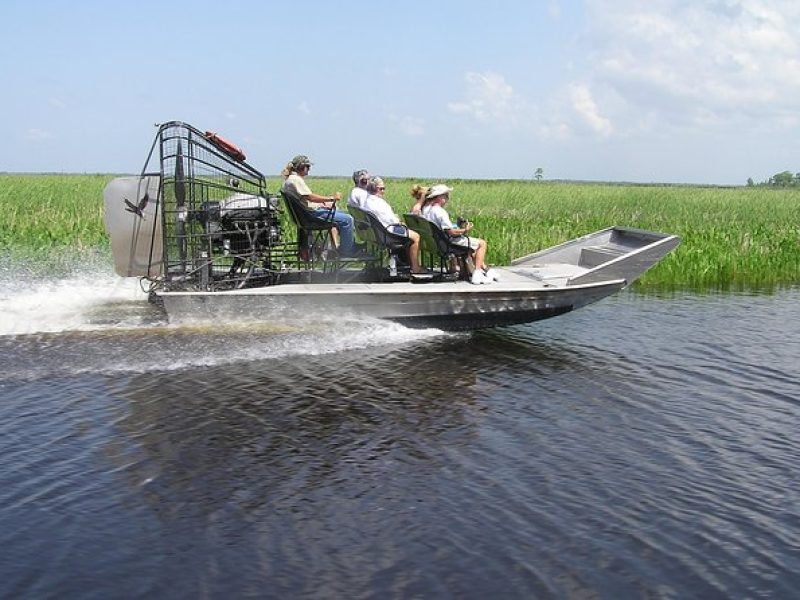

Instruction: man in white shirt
[348,169,370,209]
[362,176,428,276]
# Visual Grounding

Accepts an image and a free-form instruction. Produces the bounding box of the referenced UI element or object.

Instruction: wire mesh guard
[146,122,291,291]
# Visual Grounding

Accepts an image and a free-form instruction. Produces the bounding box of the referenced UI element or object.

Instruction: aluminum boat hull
[156,271,625,331]
[154,226,680,331]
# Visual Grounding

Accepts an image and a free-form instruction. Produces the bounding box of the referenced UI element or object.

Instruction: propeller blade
[174,140,187,269]
[175,141,186,207]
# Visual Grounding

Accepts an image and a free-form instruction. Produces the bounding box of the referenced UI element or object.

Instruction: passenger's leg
[332,210,356,255]
[473,239,487,271]
[312,208,342,252]
[407,230,426,273]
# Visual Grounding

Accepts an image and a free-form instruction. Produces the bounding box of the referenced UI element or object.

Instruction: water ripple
[1,290,800,597]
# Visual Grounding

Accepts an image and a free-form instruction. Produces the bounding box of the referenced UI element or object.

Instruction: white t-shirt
[422,203,479,249]
[421,204,454,230]
[362,194,399,229]
[348,186,368,209]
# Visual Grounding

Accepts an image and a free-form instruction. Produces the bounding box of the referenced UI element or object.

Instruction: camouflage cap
[290,154,312,169]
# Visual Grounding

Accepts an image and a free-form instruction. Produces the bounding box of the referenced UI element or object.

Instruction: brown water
[0,267,798,598]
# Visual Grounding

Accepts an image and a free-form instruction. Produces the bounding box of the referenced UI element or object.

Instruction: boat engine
[106,121,292,292]
[199,193,282,256]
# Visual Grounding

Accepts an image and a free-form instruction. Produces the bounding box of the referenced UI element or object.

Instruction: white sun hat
[425,184,453,199]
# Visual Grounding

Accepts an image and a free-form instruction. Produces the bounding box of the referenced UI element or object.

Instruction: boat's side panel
[157,280,626,331]
[391,306,574,329]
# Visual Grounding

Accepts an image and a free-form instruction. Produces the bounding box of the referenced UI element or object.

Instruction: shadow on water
[80,330,601,597]
[104,329,584,508]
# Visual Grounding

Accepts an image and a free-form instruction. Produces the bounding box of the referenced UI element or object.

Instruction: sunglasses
[359,178,368,184]
[377,186,386,191]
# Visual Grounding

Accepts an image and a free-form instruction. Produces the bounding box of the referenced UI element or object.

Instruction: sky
[1,0,799,185]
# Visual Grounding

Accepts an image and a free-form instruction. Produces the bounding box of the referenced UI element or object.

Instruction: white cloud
[447,71,528,129]
[25,128,51,141]
[390,115,425,136]
[49,98,66,109]
[297,101,311,116]
[582,0,800,133]
[570,83,613,136]
[432,2,799,152]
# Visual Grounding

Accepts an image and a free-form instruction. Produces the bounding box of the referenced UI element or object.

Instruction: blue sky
[1,0,798,184]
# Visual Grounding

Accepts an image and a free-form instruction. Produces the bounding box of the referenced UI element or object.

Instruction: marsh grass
[3,174,800,291]
[373,179,800,291]
[0,174,110,251]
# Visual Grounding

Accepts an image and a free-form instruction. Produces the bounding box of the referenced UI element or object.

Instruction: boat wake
[0,263,451,380]
[0,267,155,336]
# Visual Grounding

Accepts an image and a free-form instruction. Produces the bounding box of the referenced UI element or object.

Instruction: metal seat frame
[280,190,339,271]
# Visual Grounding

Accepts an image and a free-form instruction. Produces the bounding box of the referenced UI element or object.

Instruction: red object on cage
[204,131,246,162]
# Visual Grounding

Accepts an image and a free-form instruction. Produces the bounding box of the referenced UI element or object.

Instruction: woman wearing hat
[420,184,498,284]
[281,154,359,256]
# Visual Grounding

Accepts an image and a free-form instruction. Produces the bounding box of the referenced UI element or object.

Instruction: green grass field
[2,174,799,290]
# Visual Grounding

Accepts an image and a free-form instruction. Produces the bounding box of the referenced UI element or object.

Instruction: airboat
[103,121,680,330]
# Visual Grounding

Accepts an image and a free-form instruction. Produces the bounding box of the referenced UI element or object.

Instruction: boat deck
[505,263,589,286]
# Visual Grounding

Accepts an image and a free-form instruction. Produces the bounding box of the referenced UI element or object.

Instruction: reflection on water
[1,281,799,598]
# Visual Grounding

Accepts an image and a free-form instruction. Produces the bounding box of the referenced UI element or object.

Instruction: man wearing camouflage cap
[281,154,360,256]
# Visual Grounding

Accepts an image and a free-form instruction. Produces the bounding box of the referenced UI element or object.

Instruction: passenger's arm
[448,222,472,236]
[305,191,341,209]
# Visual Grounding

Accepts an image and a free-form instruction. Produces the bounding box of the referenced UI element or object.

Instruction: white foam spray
[0,268,150,336]
[0,256,452,376]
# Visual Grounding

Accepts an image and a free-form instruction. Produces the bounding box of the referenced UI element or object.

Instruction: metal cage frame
[139,121,292,291]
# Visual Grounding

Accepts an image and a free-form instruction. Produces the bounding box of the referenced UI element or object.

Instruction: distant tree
[770,170,795,186]
[534,167,544,181]
[744,170,800,187]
